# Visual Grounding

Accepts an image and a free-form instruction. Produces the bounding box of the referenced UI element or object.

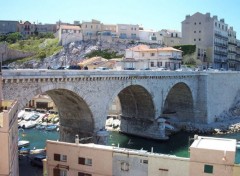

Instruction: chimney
[75,134,79,144]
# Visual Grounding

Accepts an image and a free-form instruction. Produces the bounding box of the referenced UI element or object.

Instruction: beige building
[0,99,19,176]
[181,12,230,69]
[56,25,82,46]
[46,140,113,176]
[119,44,182,70]
[82,19,102,40]
[46,135,240,176]
[159,29,181,47]
[116,24,139,40]
[26,93,57,110]
[189,136,237,176]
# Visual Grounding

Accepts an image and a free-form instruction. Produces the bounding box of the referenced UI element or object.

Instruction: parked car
[67,65,81,70]
[2,66,15,70]
[30,154,46,167]
[95,67,110,70]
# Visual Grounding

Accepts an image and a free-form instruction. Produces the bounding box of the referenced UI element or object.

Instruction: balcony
[228,41,237,46]
[214,50,228,56]
[214,42,228,48]
[214,33,228,41]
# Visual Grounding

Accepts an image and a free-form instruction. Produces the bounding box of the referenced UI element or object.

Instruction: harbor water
[19,128,240,163]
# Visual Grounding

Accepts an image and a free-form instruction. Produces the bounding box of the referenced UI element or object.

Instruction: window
[199,38,201,41]
[121,162,129,171]
[78,157,92,166]
[194,31,196,33]
[199,30,201,33]
[151,53,155,57]
[142,53,145,57]
[78,172,92,176]
[140,159,148,164]
[199,22,201,25]
[204,164,213,174]
[157,62,162,67]
[54,154,67,162]
[194,22,196,25]
[53,168,67,176]
[151,62,154,67]
[194,39,196,41]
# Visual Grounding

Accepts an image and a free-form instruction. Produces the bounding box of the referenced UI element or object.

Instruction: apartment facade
[182,12,230,69]
[159,29,182,47]
[120,44,182,70]
[81,19,102,40]
[0,99,19,176]
[116,24,140,40]
[46,135,240,176]
[228,27,239,70]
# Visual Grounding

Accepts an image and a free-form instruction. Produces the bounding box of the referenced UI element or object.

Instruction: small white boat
[22,120,37,129]
[45,125,57,131]
[17,110,25,119]
[30,148,46,154]
[18,140,30,148]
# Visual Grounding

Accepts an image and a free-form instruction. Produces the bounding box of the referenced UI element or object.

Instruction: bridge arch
[16,84,95,143]
[163,82,194,122]
[46,89,94,143]
[108,84,155,120]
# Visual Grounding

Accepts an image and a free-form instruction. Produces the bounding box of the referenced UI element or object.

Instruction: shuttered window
[54,154,60,161]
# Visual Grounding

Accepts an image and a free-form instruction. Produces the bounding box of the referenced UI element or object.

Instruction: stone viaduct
[2,70,240,143]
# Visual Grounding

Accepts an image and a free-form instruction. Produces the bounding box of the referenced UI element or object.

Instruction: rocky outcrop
[8,40,162,69]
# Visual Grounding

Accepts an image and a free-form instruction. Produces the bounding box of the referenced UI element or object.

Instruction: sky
[2,0,240,38]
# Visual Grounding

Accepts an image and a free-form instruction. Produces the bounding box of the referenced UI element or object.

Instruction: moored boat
[18,140,30,148]
[45,125,57,131]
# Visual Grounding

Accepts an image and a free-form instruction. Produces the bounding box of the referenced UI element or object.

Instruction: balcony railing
[214,42,228,48]
[214,33,228,41]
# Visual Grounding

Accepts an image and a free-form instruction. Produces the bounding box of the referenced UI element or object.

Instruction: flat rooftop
[191,136,236,152]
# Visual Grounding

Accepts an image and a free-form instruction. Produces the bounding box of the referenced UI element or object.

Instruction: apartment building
[181,12,230,69]
[159,29,181,47]
[46,135,240,176]
[0,99,19,176]
[0,20,19,34]
[119,44,182,70]
[81,19,102,40]
[116,24,139,40]
[228,27,239,70]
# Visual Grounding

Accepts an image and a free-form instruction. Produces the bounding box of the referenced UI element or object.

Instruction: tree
[5,32,22,43]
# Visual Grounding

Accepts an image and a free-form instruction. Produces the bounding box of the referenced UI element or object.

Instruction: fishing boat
[18,140,30,148]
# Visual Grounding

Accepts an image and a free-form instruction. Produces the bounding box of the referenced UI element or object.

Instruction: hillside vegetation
[8,37,62,63]
[85,49,124,59]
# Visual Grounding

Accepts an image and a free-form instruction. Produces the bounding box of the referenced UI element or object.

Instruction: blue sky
[2,0,240,38]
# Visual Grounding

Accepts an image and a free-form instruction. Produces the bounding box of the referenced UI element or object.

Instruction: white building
[119,45,182,70]
[139,29,163,44]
